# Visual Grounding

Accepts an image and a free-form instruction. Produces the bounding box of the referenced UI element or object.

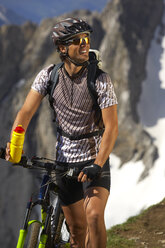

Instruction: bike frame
[0,150,71,248]
[16,173,54,248]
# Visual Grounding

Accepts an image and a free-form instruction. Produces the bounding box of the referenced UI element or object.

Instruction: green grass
[106,205,155,247]
[106,198,165,247]
[106,225,136,248]
[106,217,138,248]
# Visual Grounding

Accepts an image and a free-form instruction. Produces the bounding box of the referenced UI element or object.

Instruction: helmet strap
[60,46,89,67]
[66,55,89,67]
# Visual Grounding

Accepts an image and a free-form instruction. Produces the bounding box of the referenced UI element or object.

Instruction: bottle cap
[14,125,25,133]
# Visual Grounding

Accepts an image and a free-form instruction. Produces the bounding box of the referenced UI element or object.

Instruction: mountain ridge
[0,5,26,25]
[0,0,108,23]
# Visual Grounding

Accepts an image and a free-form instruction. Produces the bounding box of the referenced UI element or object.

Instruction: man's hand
[5,142,11,161]
[78,164,101,182]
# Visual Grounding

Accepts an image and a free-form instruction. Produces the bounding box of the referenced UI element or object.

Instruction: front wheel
[27,222,41,248]
[54,211,70,244]
[52,199,70,247]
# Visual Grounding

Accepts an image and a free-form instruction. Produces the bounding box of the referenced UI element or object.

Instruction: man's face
[67,33,90,64]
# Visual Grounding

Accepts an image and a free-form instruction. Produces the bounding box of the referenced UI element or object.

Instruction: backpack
[47,49,104,140]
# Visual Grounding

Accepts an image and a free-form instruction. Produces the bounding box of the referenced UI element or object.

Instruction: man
[6,18,118,248]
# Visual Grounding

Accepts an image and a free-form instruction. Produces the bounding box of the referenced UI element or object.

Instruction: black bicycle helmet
[52,17,93,45]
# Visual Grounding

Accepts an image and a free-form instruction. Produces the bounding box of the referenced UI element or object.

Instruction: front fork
[38,205,53,247]
[16,174,53,248]
[16,200,33,248]
[16,207,52,248]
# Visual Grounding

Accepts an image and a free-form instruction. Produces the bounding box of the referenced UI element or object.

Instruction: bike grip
[0,147,6,159]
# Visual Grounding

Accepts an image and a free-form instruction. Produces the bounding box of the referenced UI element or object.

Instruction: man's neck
[64,60,82,77]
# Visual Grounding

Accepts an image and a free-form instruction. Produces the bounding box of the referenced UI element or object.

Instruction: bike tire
[54,211,65,243]
[55,213,70,245]
[27,222,41,248]
[53,200,70,246]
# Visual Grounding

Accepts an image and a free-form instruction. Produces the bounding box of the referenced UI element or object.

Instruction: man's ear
[58,44,67,53]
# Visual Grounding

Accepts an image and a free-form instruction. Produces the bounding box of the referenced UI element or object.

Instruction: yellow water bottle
[9,125,25,163]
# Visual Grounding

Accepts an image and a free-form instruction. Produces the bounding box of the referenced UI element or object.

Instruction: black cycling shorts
[54,159,111,206]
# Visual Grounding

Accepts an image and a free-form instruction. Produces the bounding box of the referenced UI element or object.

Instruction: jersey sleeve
[95,72,118,109]
[31,64,54,96]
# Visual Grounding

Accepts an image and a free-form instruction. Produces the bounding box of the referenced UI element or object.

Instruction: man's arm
[6,89,44,159]
[94,104,118,167]
[78,104,118,182]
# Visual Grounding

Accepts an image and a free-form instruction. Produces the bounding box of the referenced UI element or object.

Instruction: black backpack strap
[47,62,64,122]
[87,62,103,106]
[48,62,64,109]
[87,59,103,125]
[87,61,98,106]
[87,51,103,108]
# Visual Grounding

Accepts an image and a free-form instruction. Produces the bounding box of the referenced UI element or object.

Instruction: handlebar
[0,147,5,159]
[0,147,80,178]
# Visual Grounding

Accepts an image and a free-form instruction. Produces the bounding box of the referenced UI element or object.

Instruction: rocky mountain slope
[0,0,164,247]
[107,198,165,248]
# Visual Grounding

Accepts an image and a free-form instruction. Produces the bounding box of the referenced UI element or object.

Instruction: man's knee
[86,208,104,229]
[68,221,86,237]
[68,222,86,248]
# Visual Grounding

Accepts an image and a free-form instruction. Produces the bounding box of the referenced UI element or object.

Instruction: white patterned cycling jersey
[31,64,118,163]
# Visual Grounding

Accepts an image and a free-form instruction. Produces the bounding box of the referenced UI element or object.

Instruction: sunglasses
[66,36,90,46]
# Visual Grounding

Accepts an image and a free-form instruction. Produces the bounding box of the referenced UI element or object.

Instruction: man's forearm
[94,125,118,167]
[9,89,43,139]
[10,109,33,139]
[94,104,118,167]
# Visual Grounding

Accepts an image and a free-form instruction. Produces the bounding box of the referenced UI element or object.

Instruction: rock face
[0,1,163,247]
[100,0,163,171]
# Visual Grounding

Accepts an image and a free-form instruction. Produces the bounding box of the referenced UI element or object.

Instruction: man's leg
[84,186,109,248]
[62,199,87,248]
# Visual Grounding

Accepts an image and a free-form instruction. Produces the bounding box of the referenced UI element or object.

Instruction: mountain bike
[0,147,79,248]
